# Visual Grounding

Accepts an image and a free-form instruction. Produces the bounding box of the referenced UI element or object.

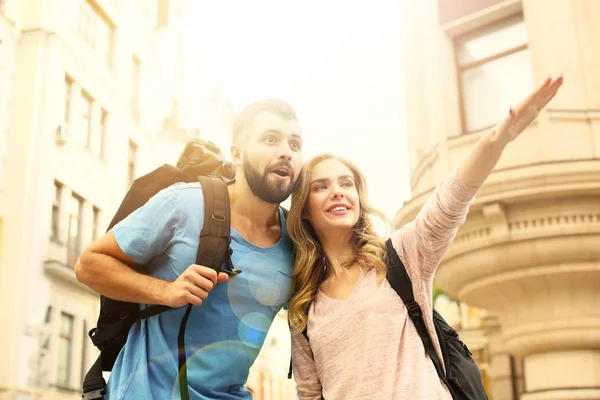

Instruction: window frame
[46,297,95,392]
[67,192,84,267]
[454,14,530,134]
[98,108,108,159]
[79,90,94,149]
[76,0,115,66]
[51,181,63,244]
[64,76,73,124]
[56,312,74,388]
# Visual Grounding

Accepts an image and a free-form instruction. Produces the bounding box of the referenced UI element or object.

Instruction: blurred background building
[0,0,240,398]
[246,312,297,400]
[396,1,600,400]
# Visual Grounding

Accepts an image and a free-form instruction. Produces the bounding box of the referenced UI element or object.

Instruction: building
[0,0,212,398]
[395,0,600,399]
[246,311,297,400]
[0,0,19,300]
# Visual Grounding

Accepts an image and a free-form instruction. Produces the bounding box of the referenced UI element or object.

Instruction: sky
[186,0,411,233]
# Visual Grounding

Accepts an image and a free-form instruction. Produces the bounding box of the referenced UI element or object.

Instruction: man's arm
[391,76,564,280]
[75,231,165,304]
[75,231,228,307]
[75,182,229,307]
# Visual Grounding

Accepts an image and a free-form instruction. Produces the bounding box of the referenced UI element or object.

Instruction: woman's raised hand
[496,75,564,143]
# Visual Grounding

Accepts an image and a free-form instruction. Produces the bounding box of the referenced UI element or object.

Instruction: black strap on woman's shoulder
[384,238,445,379]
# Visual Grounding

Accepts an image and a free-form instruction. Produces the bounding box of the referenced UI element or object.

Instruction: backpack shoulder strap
[176,176,232,400]
[196,176,231,272]
[384,238,445,379]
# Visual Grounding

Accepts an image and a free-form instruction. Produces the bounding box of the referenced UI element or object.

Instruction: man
[75,98,303,399]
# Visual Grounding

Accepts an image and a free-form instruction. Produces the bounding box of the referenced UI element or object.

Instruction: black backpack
[82,139,237,400]
[384,238,488,399]
[289,238,488,400]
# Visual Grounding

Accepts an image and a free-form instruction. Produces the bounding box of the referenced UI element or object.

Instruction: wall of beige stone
[0,0,221,397]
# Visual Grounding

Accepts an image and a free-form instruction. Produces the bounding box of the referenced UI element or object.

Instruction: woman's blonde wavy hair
[287,153,390,334]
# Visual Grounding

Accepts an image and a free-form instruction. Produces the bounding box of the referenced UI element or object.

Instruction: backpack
[82,139,237,400]
[288,238,488,400]
[384,238,489,399]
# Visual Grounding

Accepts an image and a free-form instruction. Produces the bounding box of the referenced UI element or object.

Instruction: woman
[287,75,563,399]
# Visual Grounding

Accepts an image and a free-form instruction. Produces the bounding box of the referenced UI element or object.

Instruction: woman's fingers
[544,75,564,105]
[518,76,552,111]
[515,75,563,117]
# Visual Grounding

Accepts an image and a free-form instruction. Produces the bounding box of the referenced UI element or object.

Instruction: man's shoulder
[161,181,203,202]
[136,181,204,218]
[167,181,203,192]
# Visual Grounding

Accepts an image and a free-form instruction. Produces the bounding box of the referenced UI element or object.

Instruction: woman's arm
[392,75,564,280]
[291,330,323,400]
[457,75,563,187]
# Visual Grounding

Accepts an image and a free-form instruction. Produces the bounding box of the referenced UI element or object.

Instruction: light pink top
[291,170,479,400]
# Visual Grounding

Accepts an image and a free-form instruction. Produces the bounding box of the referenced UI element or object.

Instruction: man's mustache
[268,161,295,178]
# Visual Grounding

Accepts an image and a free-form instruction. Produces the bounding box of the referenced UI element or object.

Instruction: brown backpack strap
[195,176,231,272]
[178,175,233,400]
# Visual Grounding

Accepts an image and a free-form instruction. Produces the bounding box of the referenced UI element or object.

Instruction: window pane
[456,14,528,65]
[68,194,83,264]
[100,110,108,158]
[60,313,73,335]
[80,320,88,384]
[64,77,72,123]
[52,181,62,240]
[76,0,114,65]
[57,338,70,385]
[57,313,73,386]
[78,92,92,148]
[461,49,534,132]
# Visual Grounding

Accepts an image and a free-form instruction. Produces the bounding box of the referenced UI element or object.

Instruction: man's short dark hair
[232,98,297,144]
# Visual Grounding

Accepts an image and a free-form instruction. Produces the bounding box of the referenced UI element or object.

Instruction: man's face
[236,111,303,204]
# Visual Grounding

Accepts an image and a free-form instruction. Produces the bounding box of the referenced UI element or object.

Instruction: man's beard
[243,154,295,204]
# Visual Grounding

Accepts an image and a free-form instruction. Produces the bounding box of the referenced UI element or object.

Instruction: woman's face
[304,159,361,238]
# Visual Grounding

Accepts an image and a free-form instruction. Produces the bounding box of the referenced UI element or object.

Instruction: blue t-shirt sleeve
[112,184,181,265]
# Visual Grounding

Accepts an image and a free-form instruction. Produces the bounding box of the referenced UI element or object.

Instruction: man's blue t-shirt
[105,182,294,400]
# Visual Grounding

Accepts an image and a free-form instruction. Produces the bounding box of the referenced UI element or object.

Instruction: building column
[67,81,81,133]
[58,185,71,248]
[483,313,517,400]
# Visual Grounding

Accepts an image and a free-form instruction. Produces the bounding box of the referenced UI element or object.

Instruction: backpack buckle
[222,247,242,277]
[406,301,422,319]
[225,269,242,277]
[82,388,105,399]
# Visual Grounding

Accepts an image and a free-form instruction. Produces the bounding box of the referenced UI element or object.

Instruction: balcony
[395,112,600,399]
